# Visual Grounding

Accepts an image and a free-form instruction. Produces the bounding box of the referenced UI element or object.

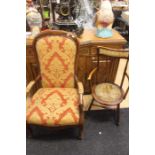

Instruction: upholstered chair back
[34,31,78,88]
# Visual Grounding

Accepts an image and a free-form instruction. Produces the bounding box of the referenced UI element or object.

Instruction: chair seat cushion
[26,88,80,126]
[93,83,123,105]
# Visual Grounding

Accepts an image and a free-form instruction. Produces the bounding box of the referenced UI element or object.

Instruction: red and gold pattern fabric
[26,88,80,126]
[36,36,77,88]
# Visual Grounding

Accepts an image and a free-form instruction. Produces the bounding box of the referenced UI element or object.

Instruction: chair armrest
[74,77,84,127]
[77,82,84,125]
[26,81,35,97]
[75,75,84,94]
[74,76,84,106]
[26,75,41,97]
[77,82,84,94]
[87,67,97,81]
[74,76,85,126]
[77,81,84,106]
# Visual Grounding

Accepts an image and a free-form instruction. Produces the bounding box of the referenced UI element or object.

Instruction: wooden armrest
[77,82,84,94]
[26,75,41,97]
[26,81,35,96]
[87,67,97,80]
[74,75,84,106]
[77,82,84,107]
[74,76,84,126]
[75,75,84,94]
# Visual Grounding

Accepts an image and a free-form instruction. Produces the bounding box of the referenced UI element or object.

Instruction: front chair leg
[78,125,84,140]
[26,124,33,138]
[88,98,94,112]
[115,104,120,126]
[86,98,94,118]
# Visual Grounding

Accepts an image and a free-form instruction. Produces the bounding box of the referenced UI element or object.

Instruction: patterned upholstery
[94,83,123,104]
[36,36,77,88]
[26,88,80,126]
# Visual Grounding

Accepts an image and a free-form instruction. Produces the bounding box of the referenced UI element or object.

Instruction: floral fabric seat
[93,83,123,105]
[26,88,80,126]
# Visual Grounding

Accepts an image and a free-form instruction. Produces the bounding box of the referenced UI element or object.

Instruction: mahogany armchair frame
[26,30,84,139]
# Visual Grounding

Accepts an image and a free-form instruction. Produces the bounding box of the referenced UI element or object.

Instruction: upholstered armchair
[26,30,84,139]
[88,46,129,126]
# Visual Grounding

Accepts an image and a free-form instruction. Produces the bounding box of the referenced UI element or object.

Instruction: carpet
[26,108,129,155]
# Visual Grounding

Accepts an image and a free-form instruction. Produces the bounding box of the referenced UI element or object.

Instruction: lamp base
[96,28,113,38]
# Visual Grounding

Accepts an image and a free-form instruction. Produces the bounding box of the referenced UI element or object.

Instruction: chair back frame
[32,30,80,89]
[97,47,129,98]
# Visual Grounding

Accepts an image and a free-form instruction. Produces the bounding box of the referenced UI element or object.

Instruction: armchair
[88,46,129,126]
[26,30,84,139]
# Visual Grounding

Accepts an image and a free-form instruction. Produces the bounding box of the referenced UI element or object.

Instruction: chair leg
[78,125,84,140]
[86,98,94,118]
[26,124,33,138]
[115,104,120,126]
[88,98,94,112]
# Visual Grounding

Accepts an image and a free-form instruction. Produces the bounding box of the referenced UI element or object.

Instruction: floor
[27,109,129,155]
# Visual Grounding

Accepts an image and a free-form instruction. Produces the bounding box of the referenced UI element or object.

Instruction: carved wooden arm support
[87,67,98,81]
[26,75,41,98]
[75,75,84,95]
[78,81,84,116]
[87,67,98,90]
[77,82,84,95]
[74,75,84,125]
